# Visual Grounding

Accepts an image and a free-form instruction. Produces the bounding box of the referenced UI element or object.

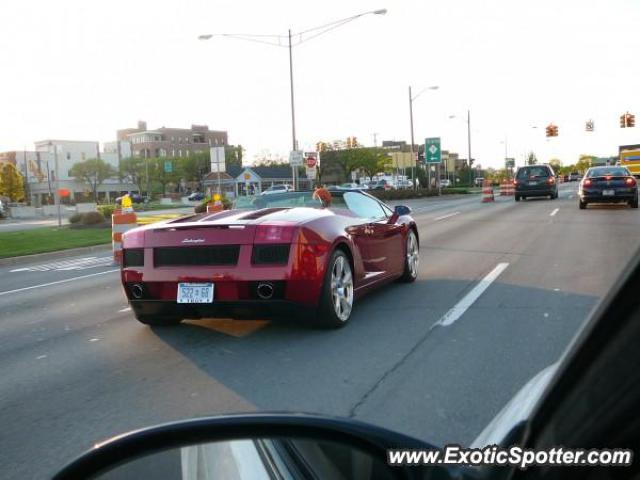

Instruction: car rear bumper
[130,299,314,320]
[580,191,637,202]
[515,187,556,197]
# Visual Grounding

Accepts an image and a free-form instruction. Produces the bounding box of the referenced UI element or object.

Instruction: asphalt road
[2,183,639,479]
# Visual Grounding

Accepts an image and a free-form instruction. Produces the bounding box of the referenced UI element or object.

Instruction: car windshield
[517,167,550,178]
[587,167,629,177]
[4,2,640,478]
[234,191,322,209]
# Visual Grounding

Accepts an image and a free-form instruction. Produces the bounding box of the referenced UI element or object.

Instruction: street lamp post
[409,85,438,190]
[199,9,387,190]
[448,111,473,186]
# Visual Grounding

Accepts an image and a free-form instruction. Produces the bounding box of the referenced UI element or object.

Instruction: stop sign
[305,156,317,168]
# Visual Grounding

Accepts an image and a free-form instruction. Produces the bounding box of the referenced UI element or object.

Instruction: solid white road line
[0,269,119,297]
[434,211,461,221]
[550,208,559,216]
[434,262,510,327]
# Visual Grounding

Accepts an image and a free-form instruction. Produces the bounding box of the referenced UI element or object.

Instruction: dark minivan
[514,164,558,201]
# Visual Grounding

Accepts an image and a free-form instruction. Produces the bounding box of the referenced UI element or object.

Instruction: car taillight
[513,179,518,185]
[625,177,636,186]
[583,179,592,186]
[254,224,296,243]
[548,177,556,184]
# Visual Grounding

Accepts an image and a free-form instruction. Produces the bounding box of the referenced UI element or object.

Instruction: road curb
[0,243,112,267]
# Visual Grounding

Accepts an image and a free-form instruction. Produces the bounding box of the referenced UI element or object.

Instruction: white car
[261,185,293,195]
[337,182,368,190]
[440,179,451,187]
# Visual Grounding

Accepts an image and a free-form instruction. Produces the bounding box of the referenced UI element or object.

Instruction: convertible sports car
[120,190,419,328]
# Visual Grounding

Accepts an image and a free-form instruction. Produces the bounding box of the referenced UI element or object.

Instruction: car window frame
[342,192,388,221]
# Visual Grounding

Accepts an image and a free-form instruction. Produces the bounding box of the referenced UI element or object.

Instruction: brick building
[117,121,228,158]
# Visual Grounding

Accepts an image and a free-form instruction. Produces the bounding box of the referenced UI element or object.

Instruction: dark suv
[514,165,558,201]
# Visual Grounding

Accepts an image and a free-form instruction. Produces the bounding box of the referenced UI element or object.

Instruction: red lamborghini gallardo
[120,190,419,328]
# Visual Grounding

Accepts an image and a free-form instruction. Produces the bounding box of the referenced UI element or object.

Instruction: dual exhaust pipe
[256,282,274,300]
[131,282,275,300]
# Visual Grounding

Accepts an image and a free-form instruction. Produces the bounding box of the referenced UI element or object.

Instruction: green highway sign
[505,158,515,168]
[425,137,441,164]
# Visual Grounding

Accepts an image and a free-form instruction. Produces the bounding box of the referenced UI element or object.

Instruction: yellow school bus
[619,144,640,177]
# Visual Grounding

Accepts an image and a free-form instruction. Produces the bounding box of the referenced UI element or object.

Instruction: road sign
[304,152,319,169]
[505,158,515,168]
[425,138,441,164]
[289,150,304,166]
[210,147,225,173]
[306,166,317,180]
[164,160,173,173]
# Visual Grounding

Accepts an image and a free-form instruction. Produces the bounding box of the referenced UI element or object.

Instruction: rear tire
[316,250,354,329]
[579,199,587,210]
[515,195,520,202]
[399,230,419,283]
[135,315,182,326]
[631,196,638,209]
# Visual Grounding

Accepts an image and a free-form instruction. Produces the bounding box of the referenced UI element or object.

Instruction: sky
[1,0,640,169]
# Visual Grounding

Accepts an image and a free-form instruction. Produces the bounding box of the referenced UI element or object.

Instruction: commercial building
[117,121,228,158]
[1,139,136,206]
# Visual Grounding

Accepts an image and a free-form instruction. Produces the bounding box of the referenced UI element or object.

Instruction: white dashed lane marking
[10,256,113,273]
[434,263,510,328]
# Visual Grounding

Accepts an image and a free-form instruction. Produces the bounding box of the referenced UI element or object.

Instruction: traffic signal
[628,114,635,128]
[546,124,558,137]
[552,125,559,137]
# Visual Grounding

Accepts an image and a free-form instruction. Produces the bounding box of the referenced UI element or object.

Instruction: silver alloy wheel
[407,231,419,278]
[330,255,354,322]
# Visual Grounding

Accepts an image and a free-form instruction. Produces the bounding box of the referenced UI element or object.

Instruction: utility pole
[288,29,297,191]
[467,109,472,186]
[408,86,417,190]
[52,143,61,227]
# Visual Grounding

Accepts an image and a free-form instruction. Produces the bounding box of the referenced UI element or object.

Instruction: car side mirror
[53,414,451,480]
[394,205,412,216]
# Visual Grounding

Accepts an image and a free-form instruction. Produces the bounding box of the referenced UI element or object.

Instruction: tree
[548,158,562,174]
[119,156,146,192]
[526,151,538,165]
[69,158,117,201]
[149,157,181,194]
[576,154,595,173]
[225,145,243,169]
[0,163,25,201]
[354,148,389,179]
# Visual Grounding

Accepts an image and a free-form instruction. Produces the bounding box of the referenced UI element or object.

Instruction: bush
[80,211,106,225]
[195,195,232,213]
[97,204,116,218]
[69,213,83,224]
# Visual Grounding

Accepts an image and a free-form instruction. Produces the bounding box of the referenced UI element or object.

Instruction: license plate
[602,189,615,196]
[177,283,214,303]
[528,181,537,186]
